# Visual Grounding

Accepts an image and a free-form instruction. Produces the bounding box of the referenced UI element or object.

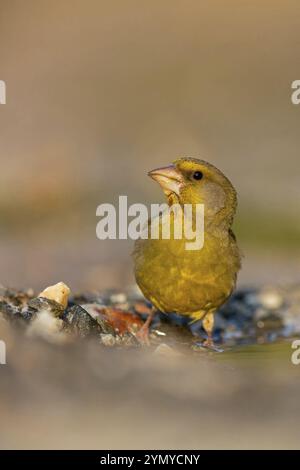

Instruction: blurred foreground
[0,329,299,449]
[0,283,300,449]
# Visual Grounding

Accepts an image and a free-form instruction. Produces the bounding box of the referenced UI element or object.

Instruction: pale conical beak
[148,164,183,197]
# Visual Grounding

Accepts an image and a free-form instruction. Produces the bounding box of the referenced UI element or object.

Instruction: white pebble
[258,289,283,310]
[39,282,71,309]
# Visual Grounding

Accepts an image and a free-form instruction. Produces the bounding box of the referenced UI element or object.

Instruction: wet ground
[1,283,300,349]
[0,284,300,449]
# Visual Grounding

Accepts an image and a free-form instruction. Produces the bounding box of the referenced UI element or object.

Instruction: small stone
[0,300,19,318]
[258,289,283,310]
[28,297,65,317]
[110,292,127,304]
[80,304,116,334]
[39,282,70,309]
[100,334,116,347]
[152,329,166,337]
[64,305,102,338]
[153,343,181,357]
[20,306,35,321]
[0,287,32,308]
[0,298,34,323]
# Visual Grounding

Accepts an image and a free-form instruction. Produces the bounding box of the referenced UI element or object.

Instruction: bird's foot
[203,337,214,348]
[192,338,224,353]
[135,307,156,346]
[135,324,151,346]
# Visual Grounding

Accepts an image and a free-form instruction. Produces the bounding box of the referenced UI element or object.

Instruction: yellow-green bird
[133,157,241,346]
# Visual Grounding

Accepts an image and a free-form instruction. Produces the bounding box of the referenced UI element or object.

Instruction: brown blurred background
[0,0,300,291]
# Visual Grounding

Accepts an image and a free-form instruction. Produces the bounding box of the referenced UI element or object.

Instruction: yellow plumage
[133,157,241,345]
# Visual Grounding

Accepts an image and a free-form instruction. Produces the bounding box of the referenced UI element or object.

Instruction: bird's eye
[193,171,203,181]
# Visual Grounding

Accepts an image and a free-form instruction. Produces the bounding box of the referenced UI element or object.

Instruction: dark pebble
[63,305,106,338]
[28,297,65,317]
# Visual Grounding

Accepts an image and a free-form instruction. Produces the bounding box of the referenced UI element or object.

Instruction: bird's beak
[148,164,183,197]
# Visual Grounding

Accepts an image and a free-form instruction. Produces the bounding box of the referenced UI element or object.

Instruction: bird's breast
[133,218,240,315]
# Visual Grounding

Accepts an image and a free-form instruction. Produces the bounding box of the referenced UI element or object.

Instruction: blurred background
[0,0,300,291]
[1,1,300,452]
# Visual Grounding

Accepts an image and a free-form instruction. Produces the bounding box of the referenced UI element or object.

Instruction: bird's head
[148,157,237,225]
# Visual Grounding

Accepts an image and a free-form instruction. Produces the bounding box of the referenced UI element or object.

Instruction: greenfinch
[133,157,241,346]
